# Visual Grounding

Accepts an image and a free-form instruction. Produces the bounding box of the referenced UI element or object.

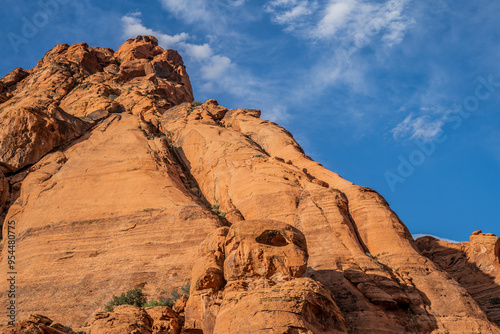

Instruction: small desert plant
[104,288,146,312]
[143,299,172,307]
[191,100,203,107]
[253,154,265,158]
[108,94,118,100]
[144,283,191,308]
[211,204,227,218]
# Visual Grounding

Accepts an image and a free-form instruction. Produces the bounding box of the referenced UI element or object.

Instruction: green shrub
[191,100,203,107]
[210,204,226,218]
[104,288,146,312]
[108,94,118,100]
[253,154,265,158]
[143,299,172,308]
[365,252,376,259]
[144,283,190,308]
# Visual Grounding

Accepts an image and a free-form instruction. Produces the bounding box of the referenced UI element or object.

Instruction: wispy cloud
[159,0,211,24]
[265,0,413,47]
[200,55,233,80]
[261,0,415,126]
[392,113,445,142]
[159,0,250,33]
[121,13,189,47]
[265,0,318,30]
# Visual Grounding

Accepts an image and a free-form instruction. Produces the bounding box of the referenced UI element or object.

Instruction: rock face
[0,36,499,333]
[185,220,346,333]
[0,314,73,334]
[0,36,213,327]
[90,305,182,334]
[416,231,500,325]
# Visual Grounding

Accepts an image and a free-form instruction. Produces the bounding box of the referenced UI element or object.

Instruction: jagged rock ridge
[0,36,499,333]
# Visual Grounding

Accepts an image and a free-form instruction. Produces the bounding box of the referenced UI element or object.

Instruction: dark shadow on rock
[416,235,500,326]
[305,267,439,333]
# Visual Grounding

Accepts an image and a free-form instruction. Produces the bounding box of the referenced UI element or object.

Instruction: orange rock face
[0,36,208,328]
[0,36,499,333]
[185,220,346,333]
[416,231,500,325]
[90,305,182,334]
[0,314,72,334]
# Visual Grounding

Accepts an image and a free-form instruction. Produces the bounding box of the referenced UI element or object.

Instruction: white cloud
[159,0,250,32]
[316,0,413,47]
[265,0,318,28]
[184,43,213,60]
[391,114,445,142]
[160,0,210,24]
[230,0,246,6]
[413,234,461,243]
[315,0,355,37]
[266,0,413,48]
[201,55,232,80]
[266,105,291,123]
[121,14,189,48]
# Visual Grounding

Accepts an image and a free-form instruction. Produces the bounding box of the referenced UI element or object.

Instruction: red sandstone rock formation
[416,231,500,326]
[0,36,499,333]
[185,220,347,333]
[0,314,73,334]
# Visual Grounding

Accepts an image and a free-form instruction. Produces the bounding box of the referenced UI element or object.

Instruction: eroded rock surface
[0,314,73,334]
[185,220,347,334]
[416,231,500,325]
[90,305,182,334]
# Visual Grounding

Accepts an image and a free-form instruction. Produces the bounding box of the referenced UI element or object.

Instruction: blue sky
[1,0,499,242]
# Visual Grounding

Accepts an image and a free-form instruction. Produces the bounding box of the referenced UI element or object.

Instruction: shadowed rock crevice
[416,232,500,325]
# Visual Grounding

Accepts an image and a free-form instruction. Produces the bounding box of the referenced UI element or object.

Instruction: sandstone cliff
[0,36,499,333]
[416,231,500,326]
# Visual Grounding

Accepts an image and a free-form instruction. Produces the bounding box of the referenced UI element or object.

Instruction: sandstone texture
[185,220,346,333]
[90,305,182,334]
[0,314,74,334]
[0,36,217,327]
[416,231,500,326]
[0,36,499,333]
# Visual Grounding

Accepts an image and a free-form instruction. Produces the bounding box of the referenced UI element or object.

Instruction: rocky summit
[0,36,499,334]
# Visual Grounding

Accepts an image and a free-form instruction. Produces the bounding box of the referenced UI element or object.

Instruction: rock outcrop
[90,305,182,334]
[416,231,500,325]
[0,314,74,334]
[0,36,499,333]
[185,220,346,333]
